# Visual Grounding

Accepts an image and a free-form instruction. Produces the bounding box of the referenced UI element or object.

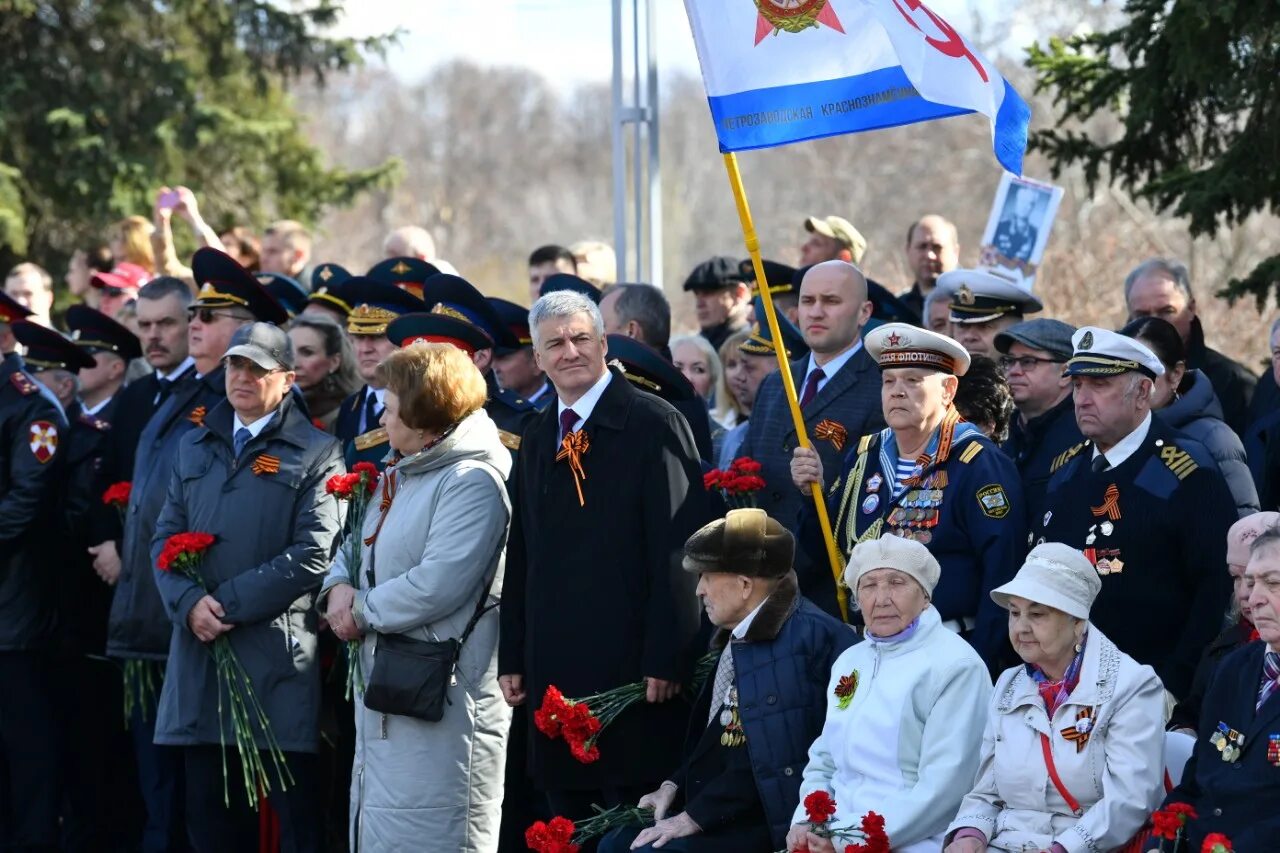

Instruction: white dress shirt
[556,369,613,434]
[804,339,864,396]
[1091,411,1152,468]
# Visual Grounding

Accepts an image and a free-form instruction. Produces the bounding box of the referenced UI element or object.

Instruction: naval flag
[683,0,1030,174]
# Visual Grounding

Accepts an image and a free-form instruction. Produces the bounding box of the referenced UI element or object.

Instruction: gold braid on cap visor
[346,304,398,335]
[194,282,251,308]
[1065,354,1153,378]
[310,289,352,314]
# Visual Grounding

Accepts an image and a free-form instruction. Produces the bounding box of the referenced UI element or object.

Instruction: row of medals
[720,687,745,748]
[1210,722,1245,762]
[885,474,948,545]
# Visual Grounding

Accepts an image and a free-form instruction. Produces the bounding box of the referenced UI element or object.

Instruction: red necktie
[559,407,579,443]
[799,368,825,408]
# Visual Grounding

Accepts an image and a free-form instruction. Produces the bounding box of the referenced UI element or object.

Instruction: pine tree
[1027,0,1279,304]
[0,0,400,267]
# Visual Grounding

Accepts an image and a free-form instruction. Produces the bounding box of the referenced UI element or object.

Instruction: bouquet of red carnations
[158,532,293,808]
[703,456,766,508]
[797,791,889,853]
[324,461,381,699]
[525,805,654,852]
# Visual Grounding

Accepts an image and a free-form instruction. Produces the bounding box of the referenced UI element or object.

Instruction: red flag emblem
[29,420,58,463]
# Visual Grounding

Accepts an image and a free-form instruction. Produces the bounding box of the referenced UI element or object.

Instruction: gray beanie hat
[844,534,941,596]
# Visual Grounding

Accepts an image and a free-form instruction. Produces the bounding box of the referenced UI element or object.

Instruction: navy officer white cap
[1064,326,1165,380]
[865,322,972,377]
[936,268,1043,324]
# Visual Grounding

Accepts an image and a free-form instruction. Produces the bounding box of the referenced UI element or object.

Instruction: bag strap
[1039,732,1083,816]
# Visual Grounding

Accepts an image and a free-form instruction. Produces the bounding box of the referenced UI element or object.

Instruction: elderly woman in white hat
[786,536,990,853]
[944,543,1166,853]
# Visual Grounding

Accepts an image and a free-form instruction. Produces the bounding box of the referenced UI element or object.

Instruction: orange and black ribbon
[556,431,590,507]
[1060,707,1095,753]
[251,454,281,476]
[364,469,399,548]
[903,407,961,487]
[814,419,848,452]
[188,405,206,426]
[1090,484,1122,520]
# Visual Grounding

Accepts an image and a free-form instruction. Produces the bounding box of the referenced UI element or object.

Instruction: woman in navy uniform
[792,323,1025,667]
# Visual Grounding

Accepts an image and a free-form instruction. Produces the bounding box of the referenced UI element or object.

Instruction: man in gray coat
[151,323,343,852]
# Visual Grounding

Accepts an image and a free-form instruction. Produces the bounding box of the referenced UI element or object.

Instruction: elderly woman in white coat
[787,535,991,853]
[321,342,513,852]
[944,543,1166,853]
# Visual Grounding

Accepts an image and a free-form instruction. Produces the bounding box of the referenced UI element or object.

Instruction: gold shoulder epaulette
[354,427,388,451]
[857,434,874,454]
[959,441,983,464]
[498,429,522,451]
[1051,441,1088,473]
[1159,444,1199,480]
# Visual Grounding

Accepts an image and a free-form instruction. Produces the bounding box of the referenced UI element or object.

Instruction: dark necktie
[799,367,826,408]
[364,391,382,431]
[233,427,252,459]
[153,377,173,406]
[559,407,579,443]
[1259,651,1280,710]
[1091,454,1110,474]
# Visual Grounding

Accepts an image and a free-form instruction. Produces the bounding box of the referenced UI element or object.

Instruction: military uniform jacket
[1036,414,1236,698]
[1165,641,1280,852]
[1002,395,1083,529]
[107,367,228,660]
[739,348,885,612]
[151,395,344,753]
[804,414,1026,665]
[0,353,68,651]
[498,368,709,789]
[57,399,116,656]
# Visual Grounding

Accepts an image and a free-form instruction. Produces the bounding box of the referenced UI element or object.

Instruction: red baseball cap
[91,262,150,293]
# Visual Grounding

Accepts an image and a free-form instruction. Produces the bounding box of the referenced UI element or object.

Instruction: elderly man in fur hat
[601,509,855,853]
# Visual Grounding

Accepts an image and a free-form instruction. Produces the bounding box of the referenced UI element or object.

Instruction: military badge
[719,687,745,747]
[834,671,858,709]
[188,405,206,426]
[1268,734,1279,767]
[1079,331,1094,350]
[1043,510,1052,527]
[976,484,1010,519]
[1060,706,1095,753]
[866,473,883,493]
[861,494,879,514]
[251,454,281,476]
[956,283,976,305]
[28,420,58,463]
[753,0,844,42]
[1210,722,1245,762]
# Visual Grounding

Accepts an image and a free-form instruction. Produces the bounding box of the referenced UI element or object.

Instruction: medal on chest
[1268,734,1280,767]
[719,687,745,748]
[1210,722,1245,762]
[886,470,945,543]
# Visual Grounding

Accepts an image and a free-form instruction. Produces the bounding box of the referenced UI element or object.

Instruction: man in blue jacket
[601,509,856,853]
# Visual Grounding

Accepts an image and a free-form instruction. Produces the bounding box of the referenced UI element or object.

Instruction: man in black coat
[0,323,70,851]
[995,318,1082,525]
[1165,522,1280,850]
[499,290,706,842]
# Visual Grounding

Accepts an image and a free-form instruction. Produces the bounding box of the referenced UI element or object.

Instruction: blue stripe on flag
[707,65,1028,175]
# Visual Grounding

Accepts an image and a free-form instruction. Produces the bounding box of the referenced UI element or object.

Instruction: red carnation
[1167,802,1197,820]
[524,816,579,853]
[1151,809,1182,840]
[731,456,762,474]
[351,461,380,493]
[102,481,132,507]
[702,469,722,490]
[804,790,838,824]
[1202,833,1233,853]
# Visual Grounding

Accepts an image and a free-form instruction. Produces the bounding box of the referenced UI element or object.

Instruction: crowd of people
[2,192,1279,853]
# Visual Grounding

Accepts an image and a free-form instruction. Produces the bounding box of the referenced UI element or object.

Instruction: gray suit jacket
[739,345,884,615]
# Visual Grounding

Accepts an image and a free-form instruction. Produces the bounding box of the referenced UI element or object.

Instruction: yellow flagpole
[721,152,849,622]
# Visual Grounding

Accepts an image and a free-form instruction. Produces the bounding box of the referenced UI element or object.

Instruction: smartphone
[158,189,180,210]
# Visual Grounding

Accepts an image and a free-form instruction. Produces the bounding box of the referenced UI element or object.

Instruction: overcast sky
[334,0,1019,88]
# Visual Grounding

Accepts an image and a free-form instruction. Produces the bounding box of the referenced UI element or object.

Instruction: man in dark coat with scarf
[499,290,709,843]
[601,509,855,853]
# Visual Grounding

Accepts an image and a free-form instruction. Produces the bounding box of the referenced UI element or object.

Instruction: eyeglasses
[188,307,245,324]
[999,355,1063,372]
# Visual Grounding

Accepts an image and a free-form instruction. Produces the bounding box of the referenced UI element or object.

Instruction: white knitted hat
[845,534,941,596]
[991,542,1101,620]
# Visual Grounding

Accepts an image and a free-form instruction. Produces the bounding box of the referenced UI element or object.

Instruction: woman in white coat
[787,535,991,853]
[321,342,513,852]
[944,543,1166,853]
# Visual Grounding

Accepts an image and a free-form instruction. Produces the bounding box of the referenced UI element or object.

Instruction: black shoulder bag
[360,470,500,723]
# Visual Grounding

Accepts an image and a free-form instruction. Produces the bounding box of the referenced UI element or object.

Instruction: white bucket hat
[990,542,1101,620]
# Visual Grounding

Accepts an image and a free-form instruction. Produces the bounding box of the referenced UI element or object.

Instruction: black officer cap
[343,276,428,337]
[488,298,533,355]
[683,256,745,292]
[386,313,494,357]
[539,273,602,304]
[0,290,35,324]
[367,257,442,301]
[310,262,352,292]
[605,334,697,403]
[12,321,96,372]
[191,248,289,326]
[420,274,518,350]
[256,273,309,318]
[65,305,142,362]
[739,258,798,296]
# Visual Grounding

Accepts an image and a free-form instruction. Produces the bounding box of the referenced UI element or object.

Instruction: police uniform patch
[29,420,58,463]
[976,484,1010,519]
